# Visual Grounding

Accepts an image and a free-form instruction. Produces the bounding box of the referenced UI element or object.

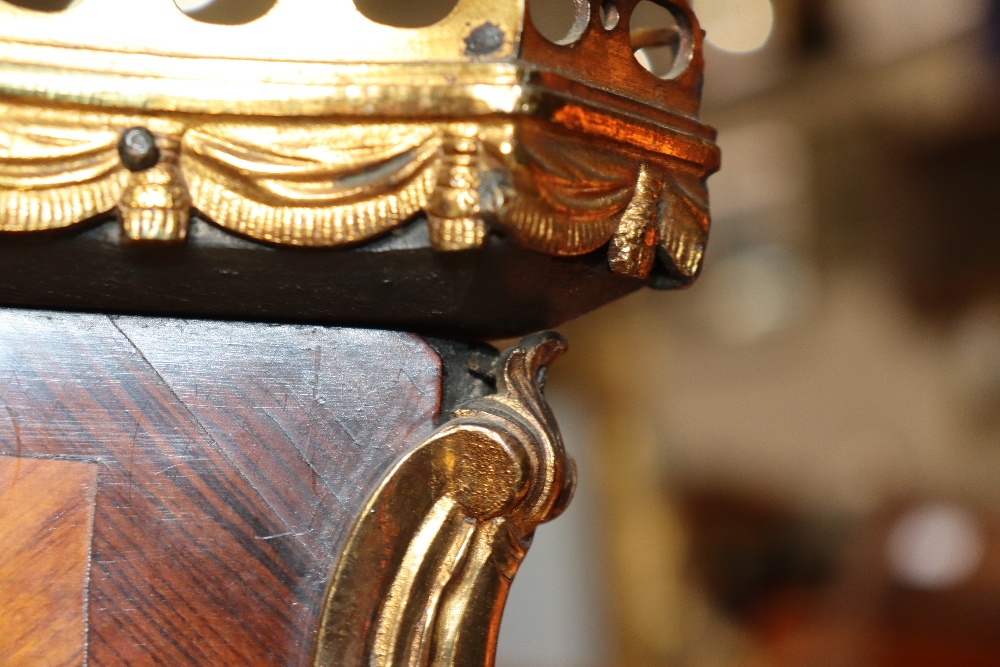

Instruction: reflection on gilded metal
[0,0,718,279]
[313,332,574,667]
[609,164,664,278]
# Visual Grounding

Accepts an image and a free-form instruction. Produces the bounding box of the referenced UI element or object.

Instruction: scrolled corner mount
[313,331,575,667]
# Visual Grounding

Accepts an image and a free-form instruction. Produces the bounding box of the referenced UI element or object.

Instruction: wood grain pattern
[0,310,442,666]
[0,455,97,667]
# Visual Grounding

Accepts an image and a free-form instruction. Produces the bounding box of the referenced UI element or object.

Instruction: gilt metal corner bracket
[314,331,574,667]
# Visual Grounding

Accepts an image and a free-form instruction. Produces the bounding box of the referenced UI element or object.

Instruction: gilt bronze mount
[316,332,573,667]
[0,0,717,334]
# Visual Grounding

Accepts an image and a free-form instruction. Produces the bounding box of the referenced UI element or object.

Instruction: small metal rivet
[118,127,160,172]
[464,22,505,56]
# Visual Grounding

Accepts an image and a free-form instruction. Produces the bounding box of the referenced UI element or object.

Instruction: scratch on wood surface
[126,421,140,504]
[2,407,23,498]
[257,531,308,541]
[5,406,22,458]
[107,317,281,510]
[312,345,322,404]
[1,312,443,664]
[396,366,428,399]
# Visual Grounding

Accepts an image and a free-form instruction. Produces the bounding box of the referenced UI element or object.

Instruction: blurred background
[500,1,1000,666]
